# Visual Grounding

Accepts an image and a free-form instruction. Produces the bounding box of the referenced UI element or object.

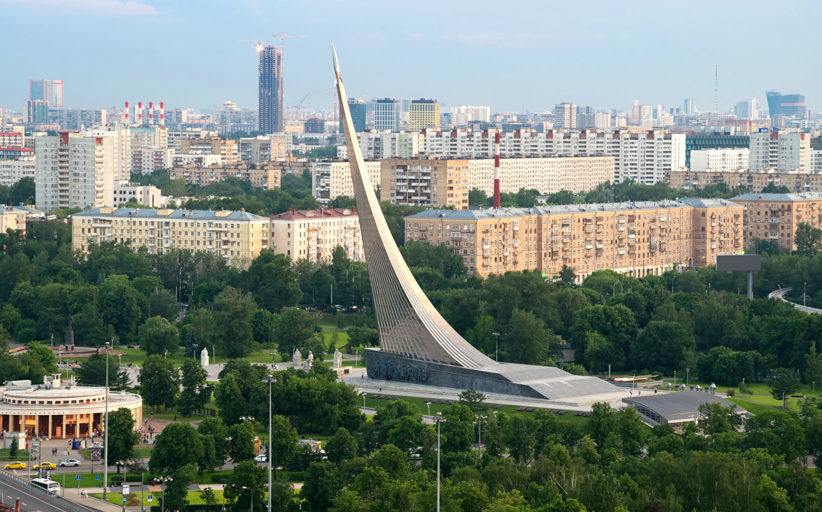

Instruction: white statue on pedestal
[333,349,343,369]
[200,347,209,367]
[304,350,314,371]
[293,349,302,367]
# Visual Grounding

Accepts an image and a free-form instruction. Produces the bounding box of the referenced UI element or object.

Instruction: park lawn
[320,330,350,349]
[727,398,775,415]
[50,472,110,488]
[0,449,33,461]
[363,395,591,426]
[727,394,802,413]
[146,411,207,422]
[91,490,227,506]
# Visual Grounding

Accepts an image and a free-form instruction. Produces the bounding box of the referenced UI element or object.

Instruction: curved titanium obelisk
[333,48,493,368]
[333,48,620,401]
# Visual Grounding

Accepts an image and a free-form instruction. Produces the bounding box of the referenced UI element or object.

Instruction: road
[0,470,98,512]
[768,287,822,314]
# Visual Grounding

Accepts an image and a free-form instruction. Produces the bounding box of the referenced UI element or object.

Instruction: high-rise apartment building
[684,134,749,168]
[25,100,49,125]
[553,103,577,129]
[405,198,744,279]
[49,108,107,130]
[35,129,132,211]
[339,99,366,133]
[408,99,440,131]
[667,169,822,194]
[0,159,35,186]
[683,98,694,115]
[734,99,758,120]
[311,160,382,201]
[732,192,822,251]
[270,208,363,263]
[749,131,810,172]
[259,46,284,133]
[373,99,400,132]
[450,106,491,126]
[179,137,238,164]
[239,134,289,163]
[169,162,281,189]
[689,149,749,172]
[72,207,270,268]
[381,158,470,210]
[29,79,64,108]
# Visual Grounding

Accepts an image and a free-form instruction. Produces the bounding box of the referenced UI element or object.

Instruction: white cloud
[1,0,157,15]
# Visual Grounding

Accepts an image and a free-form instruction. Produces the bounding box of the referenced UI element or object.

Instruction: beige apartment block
[270,208,363,264]
[169,162,282,189]
[381,158,470,210]
[179,137,239,164]
[0,206,28,234]
[731,192,822,251]
[72,207,270,268]
[311,160,382,201]
[405,199,743,279]
[667,170,822,194]
[466,157,613,196]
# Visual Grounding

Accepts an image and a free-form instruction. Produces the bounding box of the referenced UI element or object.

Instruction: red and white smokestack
[138,101,143,123]
[493,132,501,209]
[124,101,129,122]
[149,101,154,123]
[159,102,165,126]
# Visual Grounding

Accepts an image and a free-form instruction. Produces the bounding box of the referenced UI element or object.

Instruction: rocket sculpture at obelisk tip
[333,47,620,400]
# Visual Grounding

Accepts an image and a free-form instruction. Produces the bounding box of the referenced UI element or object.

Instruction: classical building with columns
[0,375,142,439]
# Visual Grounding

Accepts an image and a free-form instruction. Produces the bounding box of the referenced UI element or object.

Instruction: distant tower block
[493,132,501,208]
[124,101,129,122]
[200,347,210,367]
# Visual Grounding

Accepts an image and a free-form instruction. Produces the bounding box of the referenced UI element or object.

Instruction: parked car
[58,459,80,467]
[33,462,57,470]
[254,454,268,463]
[3,462,26,470]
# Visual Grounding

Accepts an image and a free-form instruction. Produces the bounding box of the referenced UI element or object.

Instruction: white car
[254,454,267,463]
[58,459,80,467]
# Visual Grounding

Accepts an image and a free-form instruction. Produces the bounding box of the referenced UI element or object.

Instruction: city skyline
[0,0,819,114]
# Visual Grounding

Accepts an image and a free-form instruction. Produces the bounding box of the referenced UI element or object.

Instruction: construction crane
[272,33,308,52]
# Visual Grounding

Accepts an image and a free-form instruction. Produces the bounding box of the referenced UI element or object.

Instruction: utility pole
[104,340,110,500]
[492,332,500,362]
[265,377,277,512]
[435,413,445,512]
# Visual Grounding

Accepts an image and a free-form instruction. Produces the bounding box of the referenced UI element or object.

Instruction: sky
[0,0,819,115]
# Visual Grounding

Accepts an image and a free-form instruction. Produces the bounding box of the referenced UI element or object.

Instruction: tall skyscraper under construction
[259,46,283,133]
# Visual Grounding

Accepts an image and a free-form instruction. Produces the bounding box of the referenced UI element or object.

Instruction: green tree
[795,222,822,256]
[458,389,488,413]
[25,342,57,373]
[178,358,213,415]
[251,308,279,345]
[630,321,694,373]
[228,420,257,462]
[214,287,256,358]
[9,438,18,458]
[197,418,230,473]
[270,414,299,479]
[75,352,128,389]
[769,368,800,407]
[139,354,179,410]
[247,251,302,312]
[98,274,144,343]
[146,288,179,321]
[302,460,341,512]
[164,464,197,511]
[559,265,576,286]
[0,325,10,353]
[325,427,358,463]
[149,423,204,474]
[224,460,266,512]
[180,308,217,356]
[505,309,554,364]
[805,342,822,386]
[107,408,140,472]
[138,316,179,356]
[277,307,317,355]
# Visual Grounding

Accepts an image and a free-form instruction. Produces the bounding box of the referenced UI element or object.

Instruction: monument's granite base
[365,348,618,401]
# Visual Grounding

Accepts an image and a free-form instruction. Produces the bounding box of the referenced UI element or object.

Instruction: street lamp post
[476,415,486,463]
[492,332,500,362]
[141,472,144,512]
[673,370,676,389]
[425,402,431,417]
[159,476,172,512]
[804,282,807,307]
[264,377,277,512]
[434,412,445,512]
[104,340,110,500]
[686,368,690,388]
